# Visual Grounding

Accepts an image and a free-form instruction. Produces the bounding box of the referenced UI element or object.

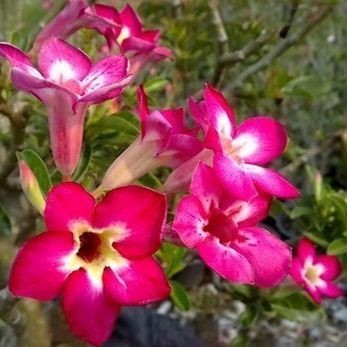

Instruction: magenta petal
[9,231,74,300]
[62,269,120,347]
[318,281,344,298]
[93,186,166,258]
[38,38,91,82]
[103,258,170,306]
[232,227,292,287]
[306,284,322,304]
[203,84,236,138]
[233,117,287,165]
[137,85,150,136]
[317,255,342,280]
[44,182,95,232]
[297,238,316,262]
[121,36,156,52]
[196,237,254,284]
[214,154,257,200]
[119,4,142,34]
[290,257,304,286]
[0,42,33,68]
[173,195,208,248]
[82,55,128,95]
[245,164,300,199]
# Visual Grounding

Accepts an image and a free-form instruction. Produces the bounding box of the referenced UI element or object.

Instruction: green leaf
[144,77,169,93]
[170,281,190,311]
[327,238,347,255]
[0,205,11,237]
[290,206,312,219]
[73,144,92,182]
[17,149,52,195]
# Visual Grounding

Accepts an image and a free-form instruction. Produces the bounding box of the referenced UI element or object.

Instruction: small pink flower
[0,38,130,178]
[34,1,172,75]
[9,182,169,346]
[290,238,344,304]
[172,162,291,287]
[189,84,299,200]
[96,85,202,194]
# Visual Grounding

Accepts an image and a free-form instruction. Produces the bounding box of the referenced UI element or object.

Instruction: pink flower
[0,38,130,178]
[290,238,344,304]
[172,162,291,287]
[34,1,172,75]
[9,182,169,346]
[188,84,299,200]
[94,85,202,195]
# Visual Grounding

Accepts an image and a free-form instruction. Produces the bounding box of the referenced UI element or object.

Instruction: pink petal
[0,42,33,68]
[119,4,142,35]
[137,85,150,136]
[93,186,166,259]
[121,36,156,53]
[290,257,305,286]
[81,55,129,95]
[44,182,95,232]
[233,117,287,165]
[305,284,322,304]
[92,4,120,25]
[173,195,209,248]
[214,154,257,200]
[318,281,344,298]
[203,84,236,138]
[188,97,208,130]
[9,231,74,300]
[38,38,91,82]
[141,29,160,42]
[103,257,170,305]
[196,237,254,284]
[232,227,292,287]
[160,108,186,133]
[245,164,300,199]
[317,255,342,280]
[62,269,120,346]
[297,238,316,262]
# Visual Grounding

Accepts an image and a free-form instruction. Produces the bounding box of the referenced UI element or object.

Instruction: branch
[227,5,334,92]
[279,0,300,38]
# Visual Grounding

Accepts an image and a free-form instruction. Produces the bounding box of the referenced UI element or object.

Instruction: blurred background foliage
[0,0,347,346]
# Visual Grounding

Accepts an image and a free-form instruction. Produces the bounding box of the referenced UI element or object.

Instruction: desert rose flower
[188,84,299,200]
[172,163,291,287]
[33,1,172,75]
[0,38,130,178]
[94,85,202,196]
[9,182,169,346]
[290,238,343,304]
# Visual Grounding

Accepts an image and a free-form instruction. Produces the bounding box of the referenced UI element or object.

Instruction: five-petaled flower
[9,182,170,346]
[188,84,300,200]
[290,238,344,304]
[172,162,291,287]
[0,38,130,178]
[94,85,202,195]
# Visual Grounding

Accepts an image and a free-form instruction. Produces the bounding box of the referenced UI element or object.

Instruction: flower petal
[305,284,322,304]
[62,269,120,346]
[173,195,208,248]
[232,227,292,287]
[9,231,74,300]
[245,164,300,199]
[317,255,342,280]
[290,257,304,286]
[318,281,344,298]
[0,42,33,68]
[297,238,316,262]
[44,182,95,232]
[214,154,257,200]
[38,38,91,82]
[196,237,254,284]
[233,117,287,165]
[119,4,142,35]
[93,185,166,258]
[203,84,236,138]
[103,257,170,305]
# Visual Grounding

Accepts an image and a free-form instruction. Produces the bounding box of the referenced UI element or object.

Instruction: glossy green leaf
[170,280,190,311]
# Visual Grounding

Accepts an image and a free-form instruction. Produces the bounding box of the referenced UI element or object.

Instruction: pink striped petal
[233,117,287,165]
[93,186,166,259]
[317,255,342,280]
[290,257,305,285]
[103,258,170,305]
[232,227,292,287]
[214,154,257,200]
[38,38,91,82]
[318,281,344,298]
[196,237,254,284]
[62,269,120,346]
[297,238,316,262]
[82,55,128,95]
[245,164,300,199]
[44,182,95,232]
[203,84,236,138]
[305,284,322,304]
[9,231,74,300]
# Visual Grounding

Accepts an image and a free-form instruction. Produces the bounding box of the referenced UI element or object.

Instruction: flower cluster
[1,2,342,346]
